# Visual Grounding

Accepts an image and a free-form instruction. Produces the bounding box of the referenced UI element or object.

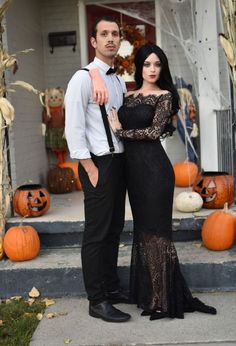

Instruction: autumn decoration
[59,162,82,190]
[202,203,235,251]
[192,171,234,209]
[13,184,50,217]
[47,166,76,194]
[175,191,203,213]
[173,161,198,187]
[115,25,146,76]
[3,224,40,261]
[219,0,236,92]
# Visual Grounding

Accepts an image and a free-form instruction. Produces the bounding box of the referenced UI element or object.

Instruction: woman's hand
[108,107,122,133]
[89,68,108,105]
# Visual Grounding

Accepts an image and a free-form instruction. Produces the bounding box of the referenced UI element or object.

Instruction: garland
[115,25,146,76]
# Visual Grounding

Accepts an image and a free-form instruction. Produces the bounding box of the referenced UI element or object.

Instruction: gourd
[3,225,40,261]
[202,203,235,250]
[175,191,203,212]
[192,171,234,209]
[59,162,82,190]
[47,166,75,194]
[173,161,198,187]
[13,184,50,217]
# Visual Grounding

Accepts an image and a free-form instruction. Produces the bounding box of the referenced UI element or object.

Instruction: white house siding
[157,0,194,164]
[5,0,47,187]
[41,0,81,90]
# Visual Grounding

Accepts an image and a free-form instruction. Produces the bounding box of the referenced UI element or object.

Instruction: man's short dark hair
[91,16,121,39]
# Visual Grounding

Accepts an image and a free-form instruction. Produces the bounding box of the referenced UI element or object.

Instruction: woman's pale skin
[108,53,169,132]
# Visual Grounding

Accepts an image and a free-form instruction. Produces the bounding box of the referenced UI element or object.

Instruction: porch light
[48,31,77,54]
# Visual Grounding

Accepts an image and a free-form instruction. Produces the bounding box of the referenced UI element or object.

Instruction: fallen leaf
[36,313,43,321]
[27,298,35,306]
[64,339,72,344]
[29,287,40,298]
[194,243,202,249]
[0,320,3,326]
[24,312,35,317]
[42,298,55,307]
[46,312,68,319]
[10,296,22,301]
[46,312,56,319]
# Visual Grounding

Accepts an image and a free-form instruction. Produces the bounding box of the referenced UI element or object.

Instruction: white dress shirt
[65,57,127,160]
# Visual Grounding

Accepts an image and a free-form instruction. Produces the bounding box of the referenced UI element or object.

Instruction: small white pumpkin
[175,191,203,212]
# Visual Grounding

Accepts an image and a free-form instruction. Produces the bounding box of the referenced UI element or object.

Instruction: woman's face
[142,53,162,84]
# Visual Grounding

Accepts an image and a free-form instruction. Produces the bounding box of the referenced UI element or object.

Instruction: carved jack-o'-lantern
[192,172,234,209]
[13,184,51,217]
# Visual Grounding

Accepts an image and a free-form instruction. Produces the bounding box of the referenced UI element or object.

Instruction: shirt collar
[94,57,114,74]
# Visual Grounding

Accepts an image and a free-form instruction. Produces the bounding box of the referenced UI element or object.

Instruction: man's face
[91,20,121,62]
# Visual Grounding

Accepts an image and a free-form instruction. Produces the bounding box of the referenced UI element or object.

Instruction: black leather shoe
[89,300,131,322]
[106,290,130,304]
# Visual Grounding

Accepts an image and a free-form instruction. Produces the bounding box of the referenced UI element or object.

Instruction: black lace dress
[117,92,216,319]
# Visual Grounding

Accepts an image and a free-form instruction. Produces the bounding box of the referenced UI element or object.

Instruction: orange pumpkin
[192,171,234,209]
[234,217,236,241]
[13,184,50,217]
[3,225,40,261]
[202,203,235,251]
[59,162,82,190]
[173,161,198,187]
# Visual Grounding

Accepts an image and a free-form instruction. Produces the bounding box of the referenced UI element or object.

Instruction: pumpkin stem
[223,202,229,213]
[19,214,29,226]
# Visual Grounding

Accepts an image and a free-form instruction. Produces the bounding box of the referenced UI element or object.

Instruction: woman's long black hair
[134,44,180,115]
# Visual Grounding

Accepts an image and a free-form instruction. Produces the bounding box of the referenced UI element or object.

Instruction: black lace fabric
[130,233,194,318]
[117,92,216,319]
[116,93,174,140]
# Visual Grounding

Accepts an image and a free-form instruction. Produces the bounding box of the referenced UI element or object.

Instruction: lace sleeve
[116,93,173,140]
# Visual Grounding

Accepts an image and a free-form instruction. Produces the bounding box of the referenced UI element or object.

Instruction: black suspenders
[81,68,115,153]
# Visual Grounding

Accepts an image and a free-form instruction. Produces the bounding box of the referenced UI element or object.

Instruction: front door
[86,1,156,90]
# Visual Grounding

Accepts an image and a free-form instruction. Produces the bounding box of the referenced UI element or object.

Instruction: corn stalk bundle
[0,0,43,259]
[219,0,236,92]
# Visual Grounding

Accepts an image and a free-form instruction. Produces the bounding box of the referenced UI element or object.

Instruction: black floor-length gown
[117,92,215,319]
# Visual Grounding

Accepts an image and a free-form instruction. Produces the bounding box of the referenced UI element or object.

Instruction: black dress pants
[78,153,126,304]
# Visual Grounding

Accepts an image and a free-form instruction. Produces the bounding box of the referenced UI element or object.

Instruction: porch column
[196,0,221,170]
[78,0,88,66]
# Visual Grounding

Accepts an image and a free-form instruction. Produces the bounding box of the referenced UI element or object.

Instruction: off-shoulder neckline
[125,91,172,99]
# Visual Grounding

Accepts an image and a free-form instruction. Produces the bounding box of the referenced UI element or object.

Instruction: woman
[92,44,216,320]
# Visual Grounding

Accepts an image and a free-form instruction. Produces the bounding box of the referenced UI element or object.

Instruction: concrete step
[7,189,233,247]
[5,218,204,247]
[1,242,236,299]
[29,293,236,346]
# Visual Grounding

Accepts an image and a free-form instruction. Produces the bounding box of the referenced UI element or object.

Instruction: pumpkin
[192,171,234,209]
[59,162,82,190]
[202,203,235,251]
[234,217,236,241]
[3,225,40,261]
[175,191,203,212]
[173,161,198,187]
[47,166,75,194]
[13,184,50,217]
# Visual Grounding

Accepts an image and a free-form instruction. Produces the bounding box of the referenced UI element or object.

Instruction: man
[65,16,130,323]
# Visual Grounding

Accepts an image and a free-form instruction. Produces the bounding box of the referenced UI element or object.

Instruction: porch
[2,187,236,299]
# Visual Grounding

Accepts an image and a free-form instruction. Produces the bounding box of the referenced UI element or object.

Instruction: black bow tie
[106,67,117,75]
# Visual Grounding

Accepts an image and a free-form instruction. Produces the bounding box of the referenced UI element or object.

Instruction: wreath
[115,25,146,76]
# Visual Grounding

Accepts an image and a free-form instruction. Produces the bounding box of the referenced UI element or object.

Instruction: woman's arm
[109,93,173,140]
